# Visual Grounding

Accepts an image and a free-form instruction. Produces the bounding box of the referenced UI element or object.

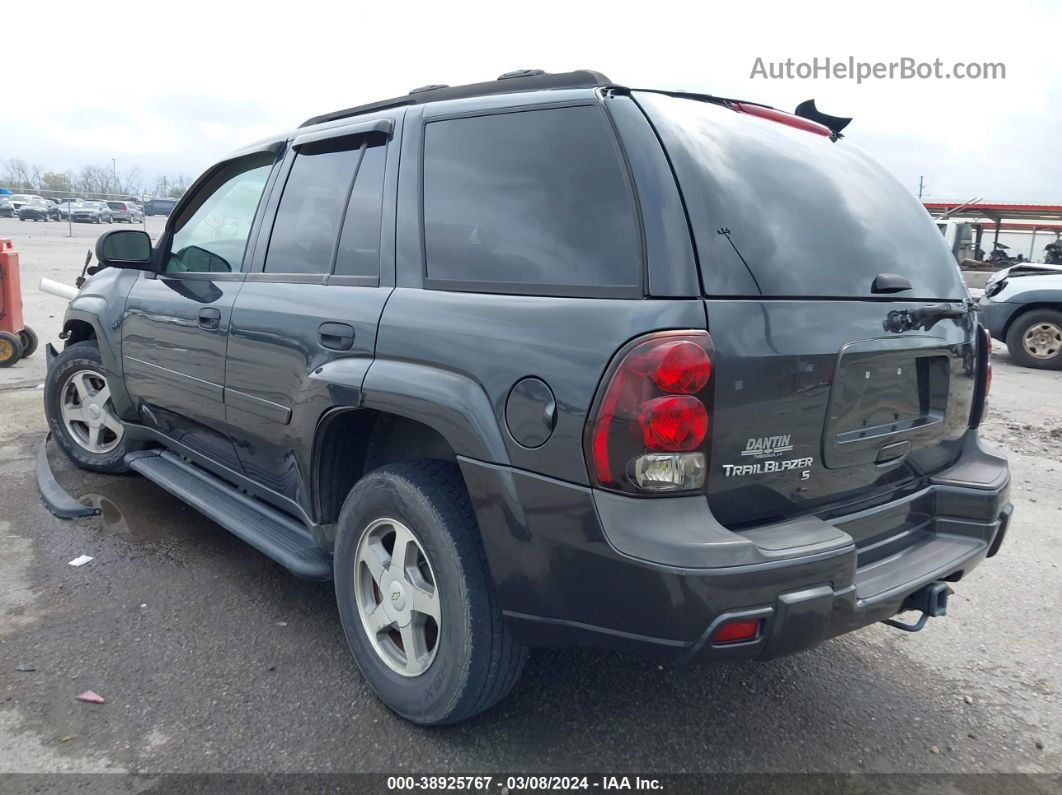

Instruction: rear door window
[635,92,966,300]
[422,105,641,295]
[333,142,386,280]
[265,140,362,275]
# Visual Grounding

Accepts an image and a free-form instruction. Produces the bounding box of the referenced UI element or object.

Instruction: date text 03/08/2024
[386,775,664,791]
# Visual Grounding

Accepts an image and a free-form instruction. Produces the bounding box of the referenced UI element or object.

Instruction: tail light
[970,325,992,428]
[584,331,714,494]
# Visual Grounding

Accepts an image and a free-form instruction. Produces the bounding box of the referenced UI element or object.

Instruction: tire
[1005,308,1062,370]
[0,331,23,367]
[334,460,526,725]
[44,341,136,473]
[18,326,38,358]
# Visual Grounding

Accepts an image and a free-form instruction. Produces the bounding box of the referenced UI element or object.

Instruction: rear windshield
[635,92,966,300]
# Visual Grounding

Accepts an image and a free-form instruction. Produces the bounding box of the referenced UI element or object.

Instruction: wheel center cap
[87,404,102,421]
[381,575,411,625]
[389,581,407,612]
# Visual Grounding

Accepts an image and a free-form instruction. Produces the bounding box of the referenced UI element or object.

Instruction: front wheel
[44,341,136,473]
[334,460,526,725]
[1006,309,1062,370]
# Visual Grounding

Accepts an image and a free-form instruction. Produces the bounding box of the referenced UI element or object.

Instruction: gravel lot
[0,216,1059,779]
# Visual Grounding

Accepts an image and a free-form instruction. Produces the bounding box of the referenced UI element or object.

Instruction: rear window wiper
[883,300,978,333]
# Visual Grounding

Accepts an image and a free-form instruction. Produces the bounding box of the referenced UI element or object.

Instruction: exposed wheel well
[63,320,97,346]
[1003,302,1062,339]
[314,409,459,526]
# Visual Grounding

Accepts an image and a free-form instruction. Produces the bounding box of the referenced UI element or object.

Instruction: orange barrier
[0,238,24,334]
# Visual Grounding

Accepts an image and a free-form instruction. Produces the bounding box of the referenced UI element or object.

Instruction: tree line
[1,158,191,200]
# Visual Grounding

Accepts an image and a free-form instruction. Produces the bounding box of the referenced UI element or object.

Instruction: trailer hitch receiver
[881,581,951,633]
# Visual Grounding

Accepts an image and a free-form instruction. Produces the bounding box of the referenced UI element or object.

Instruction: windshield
[634,92,967,300]
[10,195,31,202]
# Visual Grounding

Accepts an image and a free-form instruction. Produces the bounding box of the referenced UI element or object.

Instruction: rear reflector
[711,618,761,644]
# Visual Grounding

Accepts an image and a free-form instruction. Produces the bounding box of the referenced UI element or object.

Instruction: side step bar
[125,450,332,580]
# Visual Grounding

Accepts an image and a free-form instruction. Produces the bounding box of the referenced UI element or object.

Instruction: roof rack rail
[409,83,450,94]
[497,68,546,80]
[299,69,613,128]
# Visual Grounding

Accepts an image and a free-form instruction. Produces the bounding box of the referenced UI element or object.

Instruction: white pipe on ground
[39,278,78,301]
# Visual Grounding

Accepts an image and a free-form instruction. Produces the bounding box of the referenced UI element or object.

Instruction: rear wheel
[44,341,135,473]
[18,326,38,358]
[1006,309,1062,370]
[334,460,526,725]
[0,331,23,367]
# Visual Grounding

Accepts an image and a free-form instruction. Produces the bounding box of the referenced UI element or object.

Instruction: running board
[125,450,332,580]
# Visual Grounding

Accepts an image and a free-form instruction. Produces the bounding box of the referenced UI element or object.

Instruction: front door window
[165,153,275,273]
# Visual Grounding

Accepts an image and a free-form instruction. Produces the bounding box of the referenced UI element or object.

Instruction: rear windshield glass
[635,92,966,300]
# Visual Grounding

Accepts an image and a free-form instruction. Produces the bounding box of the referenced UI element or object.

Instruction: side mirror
[95,229,155,271]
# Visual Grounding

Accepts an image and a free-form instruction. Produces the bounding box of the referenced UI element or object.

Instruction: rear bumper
[462,431,1010,663]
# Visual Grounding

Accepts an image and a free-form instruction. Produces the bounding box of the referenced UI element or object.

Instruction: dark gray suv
[40,70,1010,725]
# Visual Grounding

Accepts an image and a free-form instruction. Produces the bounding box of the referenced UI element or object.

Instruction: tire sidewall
[44,342,131,472]
[0,332,23,366]
[18,327,38,358]
[1006,309,1062,370]
[334,467,479,724]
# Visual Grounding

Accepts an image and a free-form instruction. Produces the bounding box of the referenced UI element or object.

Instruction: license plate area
[823,339,950,470]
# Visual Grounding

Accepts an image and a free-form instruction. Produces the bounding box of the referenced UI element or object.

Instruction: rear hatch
[635,92,978,533]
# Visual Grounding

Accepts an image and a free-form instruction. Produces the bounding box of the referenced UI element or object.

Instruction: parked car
[980,262,1062,369]
[106,201,142,223]
[17,198,52,221]
[143,198,177,216]
[57,199,85,220]
[8,194,44,211]
[71,201,113,224]
[41,69,1009,726]
[44,199,62,220]
[0,198,13,218]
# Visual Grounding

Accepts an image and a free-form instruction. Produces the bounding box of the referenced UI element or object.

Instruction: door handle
[319,322,355,351]
[198,307,222,330]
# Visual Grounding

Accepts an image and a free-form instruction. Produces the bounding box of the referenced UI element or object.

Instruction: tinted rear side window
[265,140,360,274]
[635,92,966,300]
[422,105,641,293]
[334,142,386,279]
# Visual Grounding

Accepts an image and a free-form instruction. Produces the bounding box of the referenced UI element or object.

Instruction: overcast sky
[3,0,1060,204]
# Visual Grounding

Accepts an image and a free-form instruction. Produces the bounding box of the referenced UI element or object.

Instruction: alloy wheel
[353,518,441,677]
[60,369,124,453]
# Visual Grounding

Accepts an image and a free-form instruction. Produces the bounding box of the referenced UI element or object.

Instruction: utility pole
[112,158,118,194]
[917,176,925,200]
